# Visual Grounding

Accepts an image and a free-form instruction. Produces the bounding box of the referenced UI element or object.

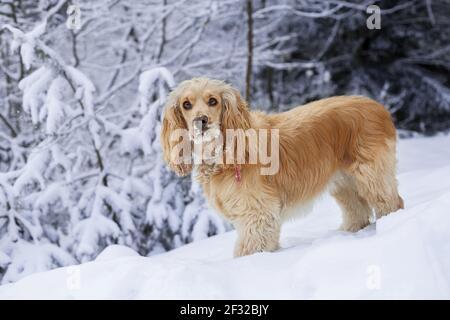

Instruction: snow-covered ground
[0,135,449,299]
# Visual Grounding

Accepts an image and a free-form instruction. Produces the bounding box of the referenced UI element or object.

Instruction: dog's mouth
[191,122,221,143]
[193,121,208,133]
[190,121,223,165]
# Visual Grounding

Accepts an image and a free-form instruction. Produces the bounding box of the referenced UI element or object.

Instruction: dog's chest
[201,174,243,220]
[200,170,280,222]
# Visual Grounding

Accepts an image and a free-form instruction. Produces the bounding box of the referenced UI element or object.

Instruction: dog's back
[261,96,402,224]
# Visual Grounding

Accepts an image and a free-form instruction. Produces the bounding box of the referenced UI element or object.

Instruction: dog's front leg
[233,212,281,257]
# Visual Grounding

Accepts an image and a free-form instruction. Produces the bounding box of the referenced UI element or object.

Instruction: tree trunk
[245,0,253,103]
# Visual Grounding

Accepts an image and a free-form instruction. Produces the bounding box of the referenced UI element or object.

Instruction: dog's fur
[161,78,404,257]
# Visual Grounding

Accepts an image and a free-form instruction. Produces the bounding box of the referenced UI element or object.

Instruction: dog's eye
[182,101,192,110]
[208,98,218,107]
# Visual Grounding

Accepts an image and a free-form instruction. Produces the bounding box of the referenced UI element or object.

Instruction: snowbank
[0,136,449,299]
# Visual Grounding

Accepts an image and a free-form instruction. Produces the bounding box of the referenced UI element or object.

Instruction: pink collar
[234,165,242,183]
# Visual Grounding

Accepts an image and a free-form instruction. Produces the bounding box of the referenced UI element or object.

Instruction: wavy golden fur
[161,78,404,257]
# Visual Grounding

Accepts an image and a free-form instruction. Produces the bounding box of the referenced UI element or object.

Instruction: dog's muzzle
[193,115,209,132]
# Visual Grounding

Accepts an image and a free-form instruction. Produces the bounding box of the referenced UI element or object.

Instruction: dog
[161,77,404,257]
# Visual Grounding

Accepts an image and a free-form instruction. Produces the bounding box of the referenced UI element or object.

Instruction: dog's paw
[233,245,254,257]
[233,241,280,257]
[339,221,369,233]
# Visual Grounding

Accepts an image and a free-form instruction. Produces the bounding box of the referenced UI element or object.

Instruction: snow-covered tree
[0,0,233,283]
[249,0,450,133]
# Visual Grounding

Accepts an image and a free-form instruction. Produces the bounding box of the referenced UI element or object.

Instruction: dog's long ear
[221,85,252,168]
[221,86,251,131]
[161,89,193,176]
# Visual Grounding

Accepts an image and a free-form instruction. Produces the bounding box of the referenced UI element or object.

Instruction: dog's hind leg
[348,140,404,219]
[331,172,373,232]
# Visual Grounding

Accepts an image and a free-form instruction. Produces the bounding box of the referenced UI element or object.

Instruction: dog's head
[161,77,250,176]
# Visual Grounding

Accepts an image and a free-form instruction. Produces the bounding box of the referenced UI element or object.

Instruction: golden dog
[161,77,404,257]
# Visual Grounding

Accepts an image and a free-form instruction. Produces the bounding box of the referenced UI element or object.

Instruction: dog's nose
[193,115,209,131]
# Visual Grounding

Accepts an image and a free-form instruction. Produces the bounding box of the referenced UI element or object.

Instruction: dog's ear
[161,89,193,177]
[221,86,251,131]
[220,85,252,168]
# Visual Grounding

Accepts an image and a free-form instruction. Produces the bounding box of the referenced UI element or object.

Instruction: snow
[0,135,450,299]
[65,66,96,116]
[19,67,54,124]
[0,240,76,285]
[72,214,121,263]
[13,149,51,195]
[3,21,46,69]
[139,67,175,115]
[44,77,68,134]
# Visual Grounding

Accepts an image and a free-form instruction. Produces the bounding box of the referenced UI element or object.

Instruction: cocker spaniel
[161,77,404,257]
